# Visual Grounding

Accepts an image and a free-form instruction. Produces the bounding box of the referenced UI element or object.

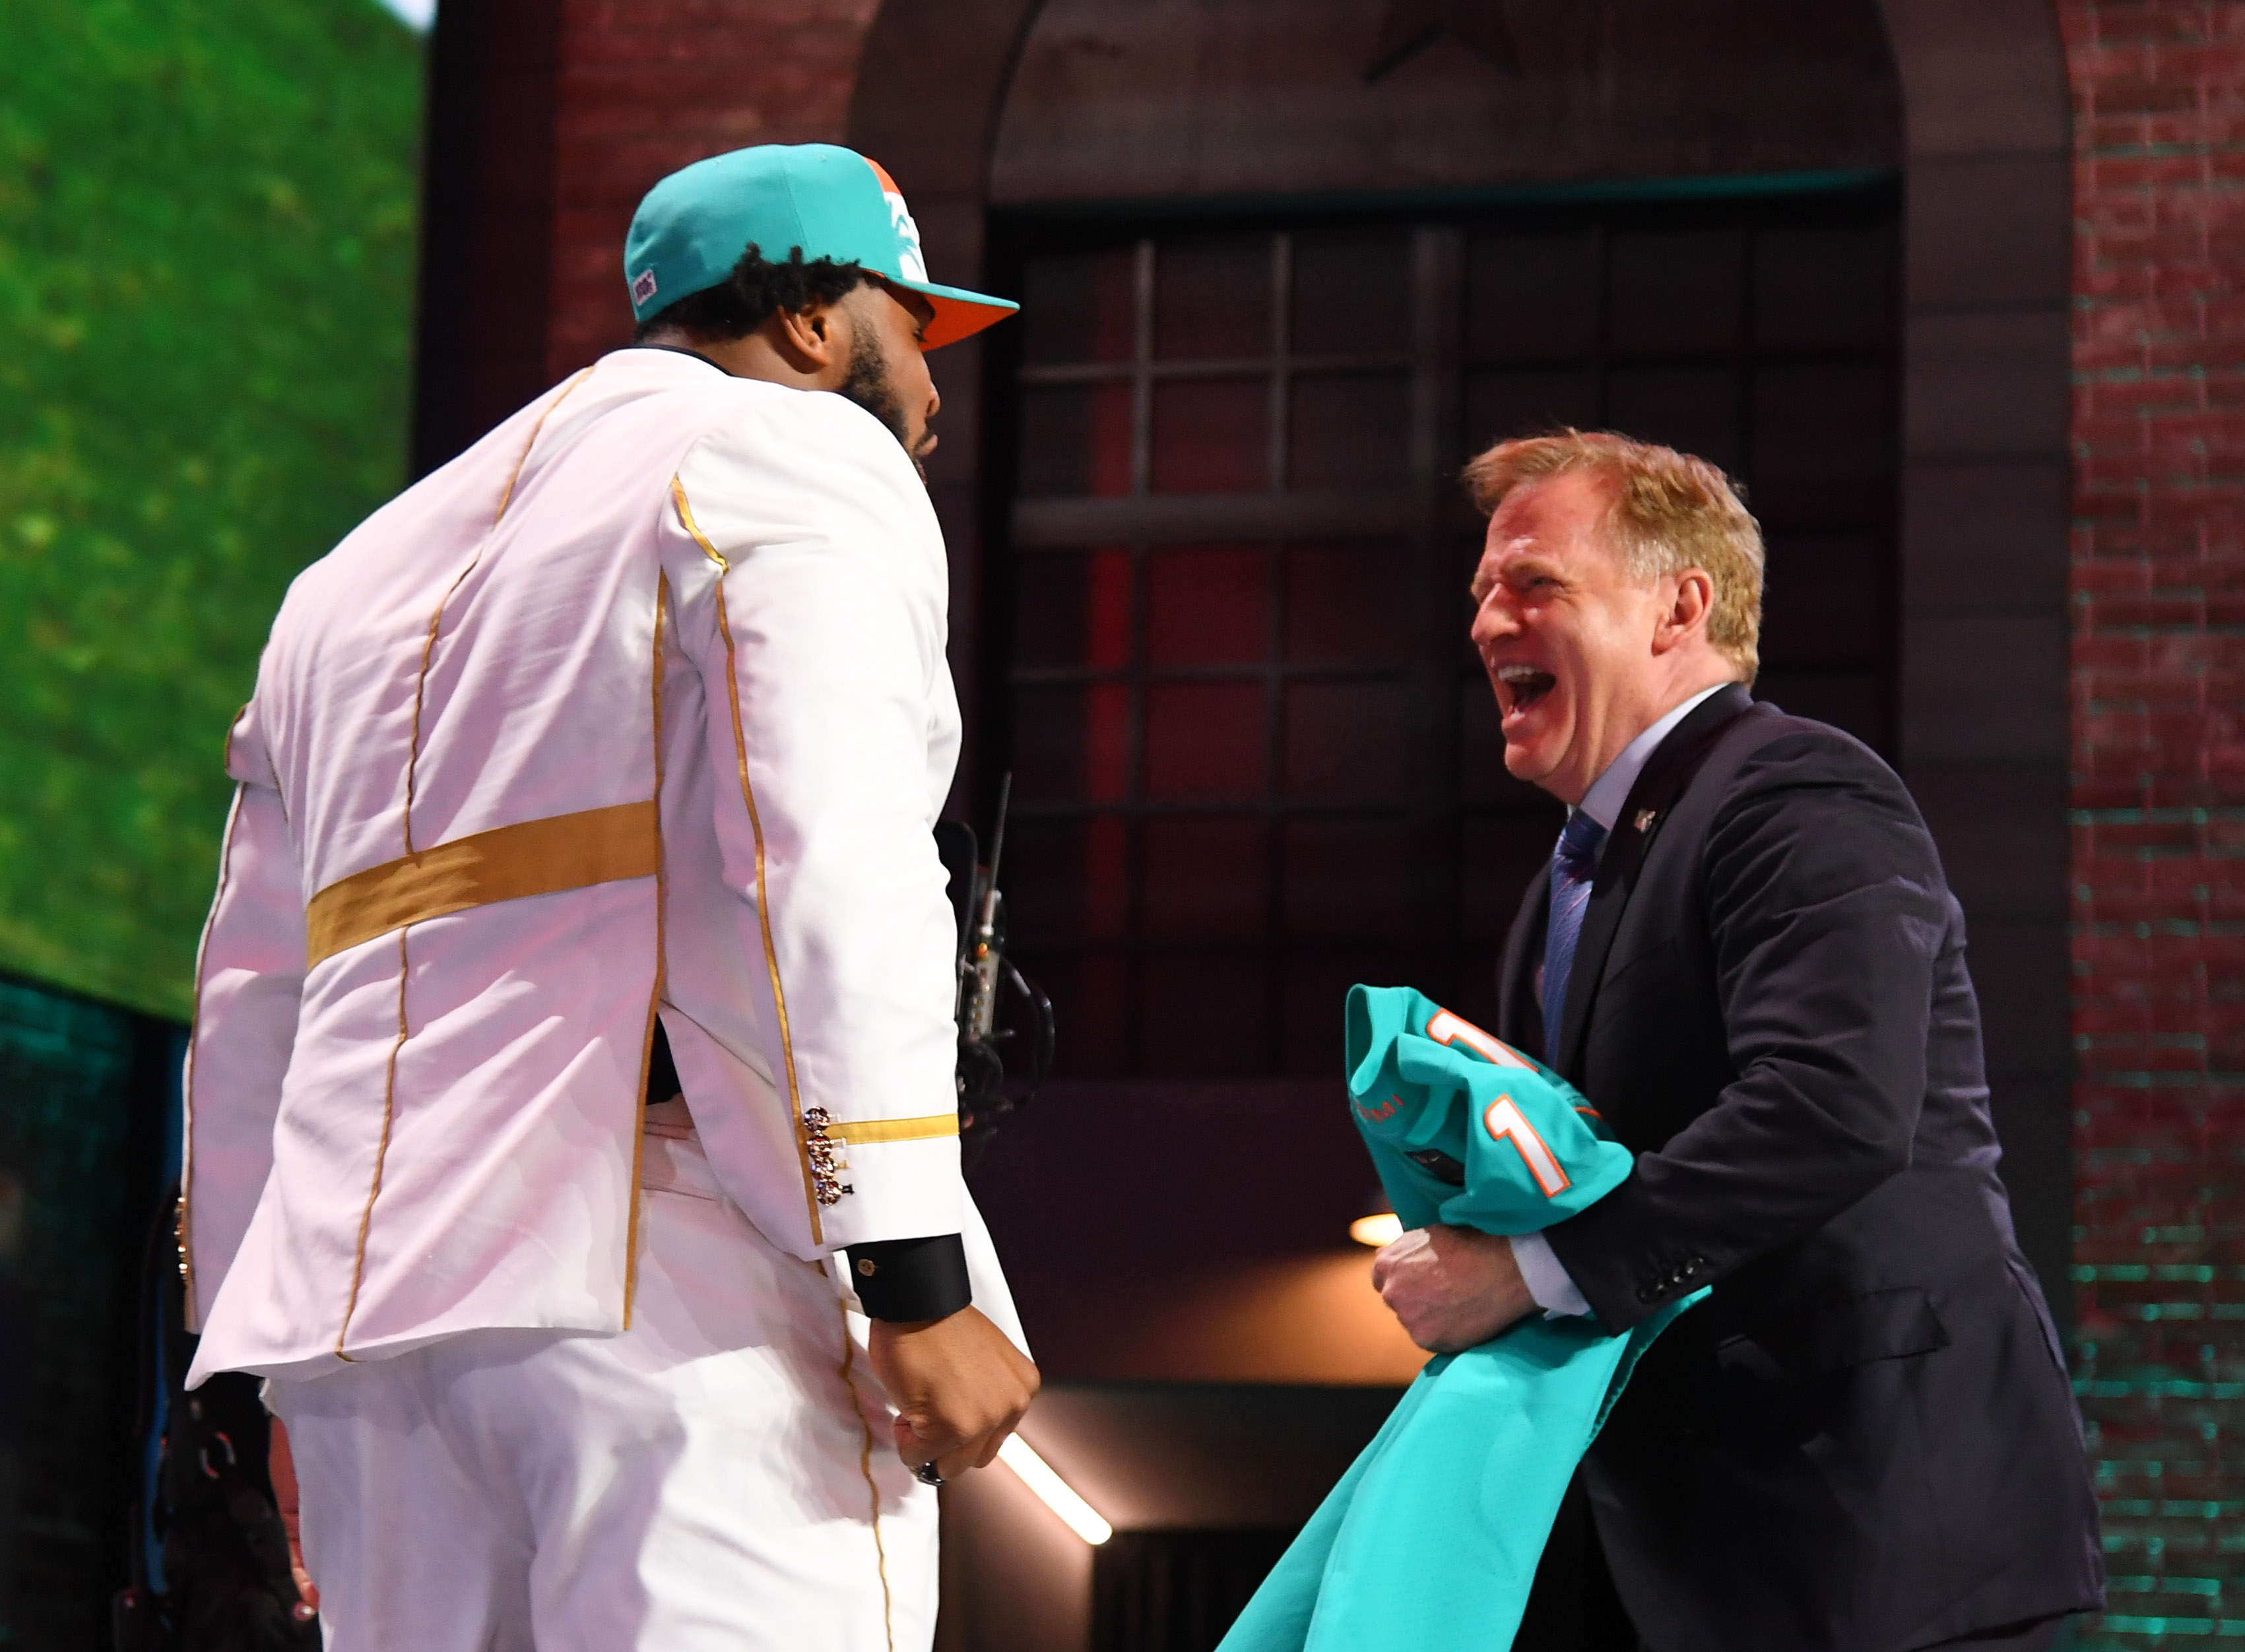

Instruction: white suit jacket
[183,348,1011,1382]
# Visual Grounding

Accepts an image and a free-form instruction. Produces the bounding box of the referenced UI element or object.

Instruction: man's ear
[771,302,841,373]
[1654,568,1715,654]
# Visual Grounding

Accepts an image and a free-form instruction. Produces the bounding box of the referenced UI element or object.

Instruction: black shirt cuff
[845,1233,971,1322]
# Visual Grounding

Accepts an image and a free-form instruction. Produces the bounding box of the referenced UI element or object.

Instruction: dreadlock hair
[634,243,874,342]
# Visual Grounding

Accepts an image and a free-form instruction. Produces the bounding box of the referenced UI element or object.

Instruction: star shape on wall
[1365,0,1520,82]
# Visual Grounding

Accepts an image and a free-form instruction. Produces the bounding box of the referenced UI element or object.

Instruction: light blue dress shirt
[1511,682,1730,1319]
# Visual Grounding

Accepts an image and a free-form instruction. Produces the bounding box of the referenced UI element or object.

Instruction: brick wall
[0,978,176,1651]
[2064,1,2245,1641]
[543,0,880,382]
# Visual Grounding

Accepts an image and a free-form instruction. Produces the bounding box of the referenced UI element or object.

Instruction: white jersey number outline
[1483,1095,1571,1197]
[1426,1007,1534,1069]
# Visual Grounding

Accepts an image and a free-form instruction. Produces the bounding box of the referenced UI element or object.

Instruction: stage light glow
[1350,1212,1404,1248]
[997,1434,1113,1544]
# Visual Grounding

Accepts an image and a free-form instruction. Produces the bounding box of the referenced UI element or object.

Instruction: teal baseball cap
[624,143,1018,349]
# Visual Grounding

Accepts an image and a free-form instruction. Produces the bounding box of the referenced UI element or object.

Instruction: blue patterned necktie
[1542,810,1609,1062]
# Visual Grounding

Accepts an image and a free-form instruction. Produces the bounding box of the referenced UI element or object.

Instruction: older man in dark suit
[1369,432,2103,1652]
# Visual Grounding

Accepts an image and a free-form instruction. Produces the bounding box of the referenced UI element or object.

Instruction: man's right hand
[1373,1223,1537,1352]
[866,1306,1039,1479]
[268,1416,321,1618]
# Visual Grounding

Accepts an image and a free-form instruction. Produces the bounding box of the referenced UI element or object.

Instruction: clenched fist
[1371,1224,1536,1352]
[867,1306,1039,1480]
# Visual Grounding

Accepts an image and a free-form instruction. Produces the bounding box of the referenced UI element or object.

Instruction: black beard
[837,330,925,479]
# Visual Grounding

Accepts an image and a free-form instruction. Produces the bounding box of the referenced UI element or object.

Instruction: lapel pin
[1635,808,1658,834]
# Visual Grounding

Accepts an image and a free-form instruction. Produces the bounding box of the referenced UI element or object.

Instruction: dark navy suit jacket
[1497,685,2103,1652]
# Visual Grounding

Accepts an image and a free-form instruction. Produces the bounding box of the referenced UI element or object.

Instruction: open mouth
[1495,663,1557,716]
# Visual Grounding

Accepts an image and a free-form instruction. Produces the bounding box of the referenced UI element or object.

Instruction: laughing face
[1469,468,1705,806]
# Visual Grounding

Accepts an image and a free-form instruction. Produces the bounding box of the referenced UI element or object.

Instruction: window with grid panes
[986,191,1898,1081]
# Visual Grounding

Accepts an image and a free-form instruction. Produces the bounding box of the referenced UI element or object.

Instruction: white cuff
[1511,1232,1592,1318]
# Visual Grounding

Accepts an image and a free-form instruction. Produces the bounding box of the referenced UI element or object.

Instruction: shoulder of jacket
[1641,707,1899,842]
[668,387,942,579]
[676,383,925,500]
[1730,711,1897,785]
[1696,710,1915,841]
[681,378,894,451]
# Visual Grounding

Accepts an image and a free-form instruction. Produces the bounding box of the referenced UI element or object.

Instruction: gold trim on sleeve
[178,782,251,1329]
[828,1114,961,1146]
[221,700,249,778]
[304,802,659,968]
[670,473,828,1245]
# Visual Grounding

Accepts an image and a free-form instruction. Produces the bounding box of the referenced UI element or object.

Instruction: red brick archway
[2062,1,2245,1631]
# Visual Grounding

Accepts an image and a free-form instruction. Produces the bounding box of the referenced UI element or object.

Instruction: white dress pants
[267,1118,934,1652]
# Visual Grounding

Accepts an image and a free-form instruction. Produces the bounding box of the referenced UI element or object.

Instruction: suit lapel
[1496,861,1552,1057]
[1553,685,1757,1078]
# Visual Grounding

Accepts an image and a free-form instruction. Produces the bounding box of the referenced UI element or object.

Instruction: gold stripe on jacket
[306,800,659,967]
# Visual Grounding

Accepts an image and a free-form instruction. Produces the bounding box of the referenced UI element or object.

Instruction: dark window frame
[980,180,1903,1081]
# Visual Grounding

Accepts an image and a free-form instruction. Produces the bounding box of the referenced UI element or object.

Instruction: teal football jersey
[1217,986,1705,1652]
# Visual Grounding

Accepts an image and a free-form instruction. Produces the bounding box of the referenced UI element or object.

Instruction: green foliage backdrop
[0,0,424,1019]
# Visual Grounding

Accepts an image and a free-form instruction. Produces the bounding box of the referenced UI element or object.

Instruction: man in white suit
[179,143,1037,1651]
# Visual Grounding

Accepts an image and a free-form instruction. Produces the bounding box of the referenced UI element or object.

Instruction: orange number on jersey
[1427,1007,1533,1070]
[1483,1095,1571,1197]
